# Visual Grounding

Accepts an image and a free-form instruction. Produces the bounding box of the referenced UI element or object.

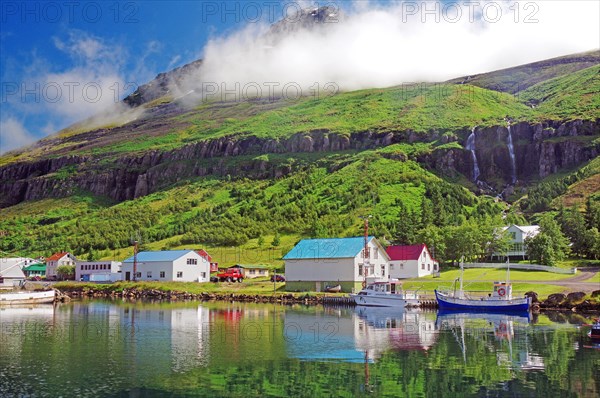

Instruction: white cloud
[188,0,600,98]
[0,117,36,154]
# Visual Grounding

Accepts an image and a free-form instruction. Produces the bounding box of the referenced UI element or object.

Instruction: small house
[386,244,438,279]
[22,263,46,278]
[76,260,122,282]
[121,250,210,282]
[46,252,77,280]
[495,225,540,259]
[0,258,27,287]
[240,265,270,279]
[283,236,390,293]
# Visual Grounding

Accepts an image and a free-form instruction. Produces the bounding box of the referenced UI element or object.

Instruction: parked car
[210,276,219,283]
[270,275,285,282]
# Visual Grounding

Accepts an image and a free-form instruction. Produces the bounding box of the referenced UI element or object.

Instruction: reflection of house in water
[354,308,438,360]
[284,307,438,362]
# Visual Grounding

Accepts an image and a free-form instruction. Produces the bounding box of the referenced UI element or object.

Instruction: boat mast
[459,256,464,299]
[133,240,138,282]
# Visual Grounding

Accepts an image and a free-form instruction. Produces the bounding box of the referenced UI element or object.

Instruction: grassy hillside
[448,50,600,94]
[518,64,600,120]
[1,83,536,165]
[0,148,507,265]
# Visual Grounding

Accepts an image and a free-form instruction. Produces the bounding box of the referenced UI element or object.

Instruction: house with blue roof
[121,250,210,282]
[283,236,390,293]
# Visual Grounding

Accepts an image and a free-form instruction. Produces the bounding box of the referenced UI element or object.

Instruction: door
[125,272,131,281]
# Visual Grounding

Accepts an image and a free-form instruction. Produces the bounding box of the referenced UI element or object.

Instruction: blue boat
[434,259,531,312]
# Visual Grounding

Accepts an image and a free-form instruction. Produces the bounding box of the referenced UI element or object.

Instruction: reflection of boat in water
[435,310,544,371]
[588,319,600,341]
[351,280,419,307]
[435,260,531,312]
[0,290,55,305]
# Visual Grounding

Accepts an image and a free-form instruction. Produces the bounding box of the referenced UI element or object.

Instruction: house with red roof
[46,252,77,280]
[386,244,438,279]
[197,249,218,272]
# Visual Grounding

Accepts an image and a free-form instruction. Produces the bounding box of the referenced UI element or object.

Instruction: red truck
[216,267,244,283]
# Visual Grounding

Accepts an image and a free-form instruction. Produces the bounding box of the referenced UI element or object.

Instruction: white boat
[435,259,531,312]
[0,290,56,305]
[351,280,419,307]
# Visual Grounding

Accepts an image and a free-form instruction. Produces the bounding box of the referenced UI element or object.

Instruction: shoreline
[50,283,600,313]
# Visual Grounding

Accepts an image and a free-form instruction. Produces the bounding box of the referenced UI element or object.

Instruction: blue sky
[1,1,598,154]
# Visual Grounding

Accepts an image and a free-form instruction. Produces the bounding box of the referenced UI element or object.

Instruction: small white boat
[351,280,419,307]
[0,290,56,305]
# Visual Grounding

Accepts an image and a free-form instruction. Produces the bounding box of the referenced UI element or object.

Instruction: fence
[463,263,576,274]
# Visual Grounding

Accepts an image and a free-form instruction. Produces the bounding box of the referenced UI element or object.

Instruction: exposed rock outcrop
[1,119,598,207]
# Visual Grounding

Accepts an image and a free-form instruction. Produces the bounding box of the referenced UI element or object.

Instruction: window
[358,264,363,276]
[147,271,152,278]
[135,272,141,278]
[177,272,183,278]
[187,258,197,265]
[421,263,425,269]
[427,264,430,271]
[381,265,385,277]
[374,248,378,259]
[201,272,206,279]
[160,271,165,278]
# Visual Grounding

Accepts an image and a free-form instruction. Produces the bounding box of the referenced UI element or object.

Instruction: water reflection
[1,301,599,397]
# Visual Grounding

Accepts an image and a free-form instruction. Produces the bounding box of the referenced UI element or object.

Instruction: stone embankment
[526,290,600,312]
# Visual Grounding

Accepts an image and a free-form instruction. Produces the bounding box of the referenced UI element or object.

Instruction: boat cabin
[492,282,513,300]
[360,281,404,295]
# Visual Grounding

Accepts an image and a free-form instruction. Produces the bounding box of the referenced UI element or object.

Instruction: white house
[283,236,390,293]
[386,244,439,279]
[45,252,77,280]
[495,225,540,259]
[121,250,210,282]
[76,261,122,282]
[0,258,27,288]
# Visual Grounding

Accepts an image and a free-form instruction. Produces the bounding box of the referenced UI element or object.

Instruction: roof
[123,250,200,263]
[283,236,374,260]
[386,244,428,261]
[238,264,270,269]
[197,249,212,262]
[0,258,38,269]
[46,252,69,262]
[22,263,46,272]
[504,225,540,237]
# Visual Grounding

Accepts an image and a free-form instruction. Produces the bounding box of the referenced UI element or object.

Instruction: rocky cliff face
[1,119,598,208]
[420,119,599,190]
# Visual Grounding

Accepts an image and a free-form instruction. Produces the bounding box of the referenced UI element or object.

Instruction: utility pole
[359,215,372,288]
[133,240,138,282]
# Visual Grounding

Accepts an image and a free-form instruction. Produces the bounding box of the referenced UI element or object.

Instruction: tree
[272,233,281,247]
[56,265,75,281]
[526,214,570,266]
[257,236,265,247]
[87,248,99,262]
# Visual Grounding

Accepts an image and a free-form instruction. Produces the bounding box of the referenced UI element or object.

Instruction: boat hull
[0,290,55,305]
[435,290,530,312]
[351,294,407,308]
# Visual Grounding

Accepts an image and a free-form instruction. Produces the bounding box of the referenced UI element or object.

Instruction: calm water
[1,301,599,397]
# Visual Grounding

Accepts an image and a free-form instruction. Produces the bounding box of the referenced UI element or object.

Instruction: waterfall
[466,127,480,181]
[506,124,517,184]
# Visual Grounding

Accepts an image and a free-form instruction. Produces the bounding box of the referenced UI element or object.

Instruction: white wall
[121,252,210,282]
[389,247,437,279]
[76,261,122,281]
[286,239,389,282]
